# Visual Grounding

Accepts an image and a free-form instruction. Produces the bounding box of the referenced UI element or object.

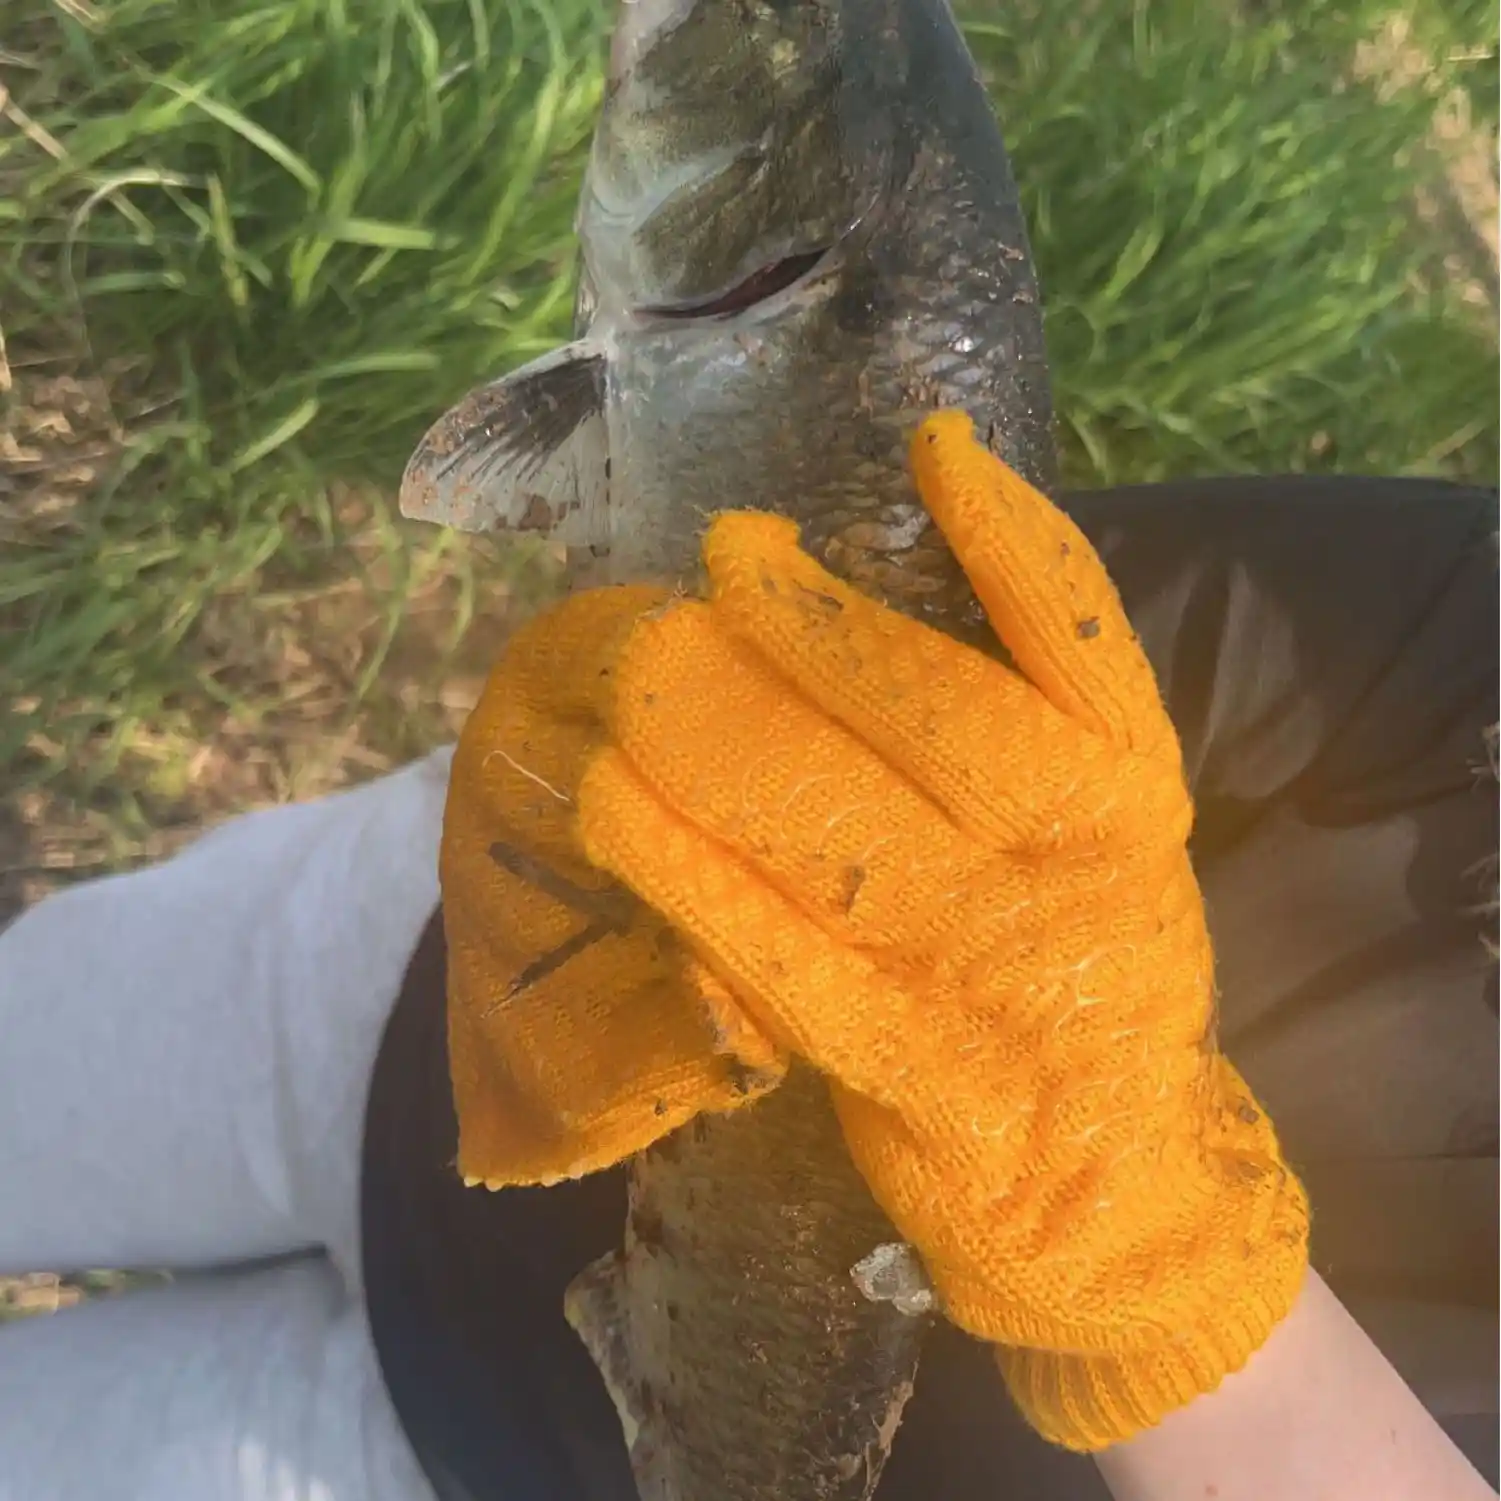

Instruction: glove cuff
[993,1192,1310,1452]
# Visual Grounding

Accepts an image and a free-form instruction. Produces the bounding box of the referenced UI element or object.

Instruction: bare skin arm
[1094,1270,1497,1501]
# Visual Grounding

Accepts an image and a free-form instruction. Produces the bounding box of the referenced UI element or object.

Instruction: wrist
[984,1057,1311,1452]
[995,1215,1309,1452]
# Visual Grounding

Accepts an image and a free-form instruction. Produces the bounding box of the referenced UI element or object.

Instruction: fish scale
[400,0,1054,1493]
[566,1066,925,1499]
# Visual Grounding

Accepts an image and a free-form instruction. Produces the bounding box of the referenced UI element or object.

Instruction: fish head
[576,0,886,322]
[401,0,1052,632]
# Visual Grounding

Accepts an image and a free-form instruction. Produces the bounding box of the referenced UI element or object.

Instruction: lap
[0,750,451,1286]
[0,1257,434,1501]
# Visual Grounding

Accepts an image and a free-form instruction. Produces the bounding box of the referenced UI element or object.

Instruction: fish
[563,1064,939,1500]
[400,0,1055,1495]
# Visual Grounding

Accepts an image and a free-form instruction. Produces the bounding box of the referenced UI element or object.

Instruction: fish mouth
[635,245,834,320]
[625,184,884,324]
[583,135,885,324]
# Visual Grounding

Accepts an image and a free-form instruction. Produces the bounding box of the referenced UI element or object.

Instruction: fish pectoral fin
[399,340,611,547]
[564,1251,644,1449]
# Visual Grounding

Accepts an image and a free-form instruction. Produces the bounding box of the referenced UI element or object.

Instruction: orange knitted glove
[442,584,786,1189]
[570,413,1309,1450]
[442,410,1309,1452]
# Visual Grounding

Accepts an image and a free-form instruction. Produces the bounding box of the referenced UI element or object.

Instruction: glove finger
[577,748,1107,1129]
[578,746,940,1109]
[908,412,1178,761]
[444,579,783,1191]
[446,580,670,872]
[499,581,668,723]
[447,901,770,1189]
[695,514,1143,852]
[601,596,1000,947]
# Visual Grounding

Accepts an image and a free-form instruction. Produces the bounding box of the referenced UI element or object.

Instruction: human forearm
[1093,1269,1496,1501]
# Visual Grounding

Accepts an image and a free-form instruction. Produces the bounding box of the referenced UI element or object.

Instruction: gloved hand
[442,411,1309,1452]
[442,584,788,1188]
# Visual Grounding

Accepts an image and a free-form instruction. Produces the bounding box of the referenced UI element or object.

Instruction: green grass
[1,0,1496,883]
[981,0,1498,482]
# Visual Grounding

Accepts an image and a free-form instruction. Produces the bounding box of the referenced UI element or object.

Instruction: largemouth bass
[401,0,1054,1495]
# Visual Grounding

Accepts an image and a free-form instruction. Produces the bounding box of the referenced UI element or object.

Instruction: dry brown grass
[2,354,568,925]
[1354,14,1499,315]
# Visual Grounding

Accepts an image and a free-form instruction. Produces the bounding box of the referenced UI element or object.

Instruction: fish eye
[639,247,831,321]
